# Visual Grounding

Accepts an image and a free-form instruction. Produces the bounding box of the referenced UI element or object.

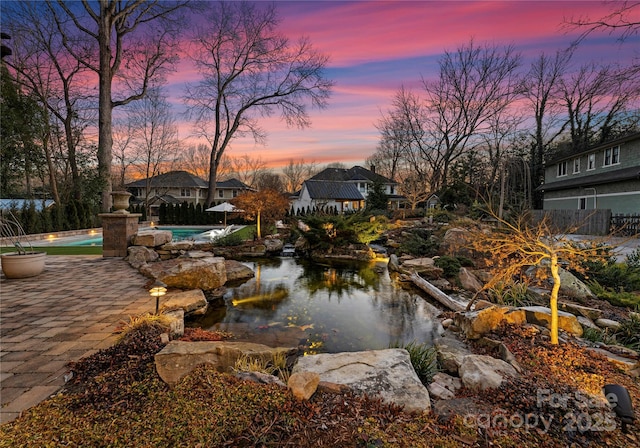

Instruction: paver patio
[0,255,152,424]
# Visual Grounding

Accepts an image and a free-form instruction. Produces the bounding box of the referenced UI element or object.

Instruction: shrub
[488,281,534,307]
[588,280,640,308]
[398,229,439,257]
[434,256,461,278]
[391,341,438,385]
[626,248,640,269]
[612,314,640,352]
[213,232,244,247]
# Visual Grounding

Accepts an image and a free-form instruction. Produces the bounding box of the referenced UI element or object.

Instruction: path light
[149,280,167,314]
[604,384,635,433]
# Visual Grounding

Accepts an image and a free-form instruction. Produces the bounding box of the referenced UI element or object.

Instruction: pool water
[189,258,442,354]
[63,227,214,246]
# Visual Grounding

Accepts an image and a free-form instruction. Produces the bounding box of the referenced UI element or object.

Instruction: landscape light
[603,384,635,433]
[149,280,167,314]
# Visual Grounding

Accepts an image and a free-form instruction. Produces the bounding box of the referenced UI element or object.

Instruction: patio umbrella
[205,202,243,226]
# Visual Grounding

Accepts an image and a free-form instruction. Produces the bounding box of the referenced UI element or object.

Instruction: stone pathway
[0,256,152,425]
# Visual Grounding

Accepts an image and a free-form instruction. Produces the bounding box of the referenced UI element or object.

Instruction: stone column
[99,213,142,257]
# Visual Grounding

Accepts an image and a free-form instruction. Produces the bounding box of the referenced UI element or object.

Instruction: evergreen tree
[366,180,389,212]
[159,203,167,224]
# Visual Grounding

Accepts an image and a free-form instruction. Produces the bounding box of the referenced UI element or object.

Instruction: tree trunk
[98,1,113,212]
[409,272,466,312]
[549,254,561,345]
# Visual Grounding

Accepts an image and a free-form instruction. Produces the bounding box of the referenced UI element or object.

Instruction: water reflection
[189,258,442,353]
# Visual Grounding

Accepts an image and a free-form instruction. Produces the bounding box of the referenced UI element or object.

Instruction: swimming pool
[58,226,216,246]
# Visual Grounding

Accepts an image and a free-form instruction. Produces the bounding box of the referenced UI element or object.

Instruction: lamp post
[149,280,167,314]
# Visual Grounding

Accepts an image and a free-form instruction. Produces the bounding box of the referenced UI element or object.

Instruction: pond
[188,257,443,354]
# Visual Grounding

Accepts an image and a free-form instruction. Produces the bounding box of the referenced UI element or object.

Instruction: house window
[572,158,580,174]
[579,198,587,210]
[587,153,595,171]
[359,182,366,193]
[390,185,395,194]
[557,161,567,177]
[232,190,238,198]
[180,188,191,197]
[218,189,224,198]
[604,146,620,166]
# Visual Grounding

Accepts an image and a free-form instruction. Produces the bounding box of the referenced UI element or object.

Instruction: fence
[610,213,640,236]
[530,209,612,235]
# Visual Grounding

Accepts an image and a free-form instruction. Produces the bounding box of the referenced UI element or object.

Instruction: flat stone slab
[292,349,431,413]
[155,341,296,386]
[520,306,583,336]
[160,289,208,316]
[132,230,173,247]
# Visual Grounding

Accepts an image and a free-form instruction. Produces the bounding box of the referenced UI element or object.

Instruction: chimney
[370,164,376,174]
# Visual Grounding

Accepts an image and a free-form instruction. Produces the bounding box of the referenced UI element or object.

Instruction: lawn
[0,246,103,255]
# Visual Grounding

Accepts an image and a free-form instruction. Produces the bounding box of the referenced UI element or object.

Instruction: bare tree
[4,1,97,203]
[228,154,268,189]
[521,49,573,207]
[561,62,640,150]
[565,1,640,43]
[112,118,137,189]
[127,87,180,215]
[183,1,333,206]
[177,143,210,179]
[255,171,284,192]
[47,0,187,211]
[422,40,522,189]
[282,158,317,192]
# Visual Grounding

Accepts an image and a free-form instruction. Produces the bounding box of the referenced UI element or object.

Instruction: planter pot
[111,191,132,214]
[1,251,46,279]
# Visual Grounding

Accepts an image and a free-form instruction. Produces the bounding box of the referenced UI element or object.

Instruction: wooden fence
[530,209,612,235]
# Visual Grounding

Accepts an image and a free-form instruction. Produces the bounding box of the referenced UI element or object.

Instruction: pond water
[188,257,443,354]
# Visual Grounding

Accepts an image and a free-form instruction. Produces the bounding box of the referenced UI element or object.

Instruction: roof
[303,180,364,200]
[310,165,397,184]
[126,171,207,189]
[0,199,55,211]
[546,132,640,165]
[536,166,640,192]
[125,172,253,191]
[216,178,253,190]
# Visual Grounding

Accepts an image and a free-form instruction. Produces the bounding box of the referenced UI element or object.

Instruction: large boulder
[140,257,227,290]
[160,289,208,316]
[526,265,596,300]
[155,341,296,385]
[459,354,519,390]
[434,333,472,374]
[292,349,431,413]
[225,260,255,282]
[126,246,159,268]
[264,238,284,253]
[441,227,474,257]
[520,306,583,336]
[454,306,526,340]
[401,258,444,279]
[132,230,173,247]
[458,267,483,293]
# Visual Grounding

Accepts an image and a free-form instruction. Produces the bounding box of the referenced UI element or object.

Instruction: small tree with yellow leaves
[232,189,290,239]
[470,209,608,345]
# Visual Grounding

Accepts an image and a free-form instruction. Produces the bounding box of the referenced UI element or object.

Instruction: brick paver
[0,255,153,425]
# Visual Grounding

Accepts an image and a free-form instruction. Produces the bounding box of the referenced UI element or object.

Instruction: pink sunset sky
[165,1,639,169]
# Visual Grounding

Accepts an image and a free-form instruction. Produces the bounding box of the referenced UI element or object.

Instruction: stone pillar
[99,213,142,257]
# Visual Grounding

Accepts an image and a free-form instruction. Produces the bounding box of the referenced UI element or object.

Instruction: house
[290,165,404,214]
[125,170,253,217]
[537,132,640,215]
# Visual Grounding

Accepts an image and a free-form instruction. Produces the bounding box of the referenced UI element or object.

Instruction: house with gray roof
[537,132,640,215]
[291,165,404,214]
[125,170,253,217]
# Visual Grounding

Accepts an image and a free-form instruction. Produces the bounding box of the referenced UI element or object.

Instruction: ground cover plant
[1,318,638,447]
